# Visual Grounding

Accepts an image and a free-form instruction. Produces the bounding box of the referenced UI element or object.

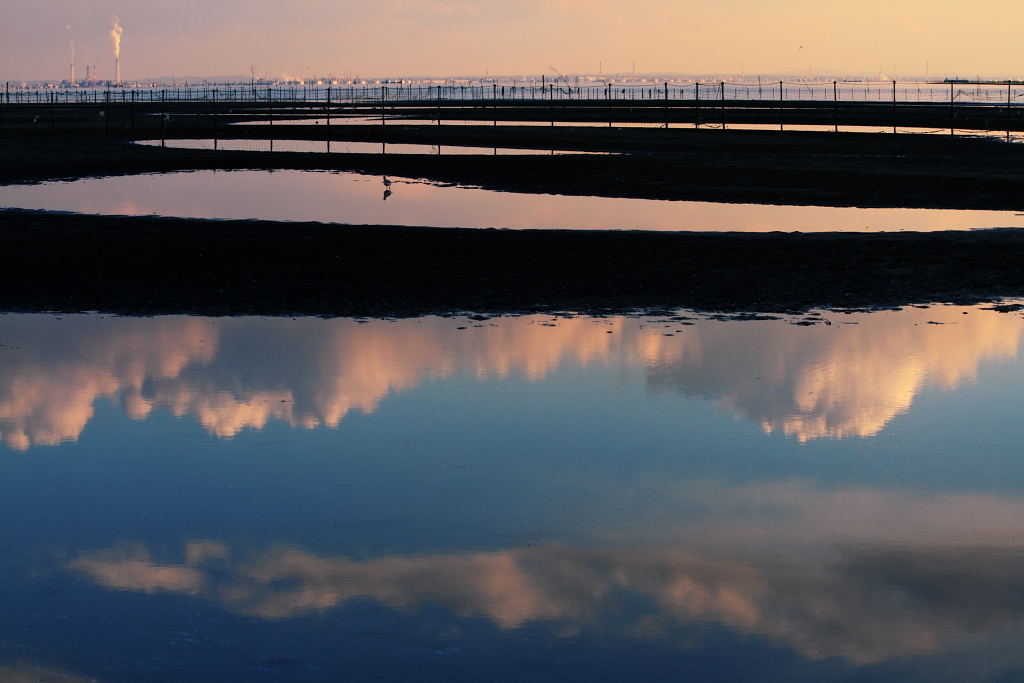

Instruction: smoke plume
[110,16,123,58]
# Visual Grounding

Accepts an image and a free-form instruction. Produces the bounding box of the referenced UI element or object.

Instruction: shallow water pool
[2,304,1024,681]
[1,169,1022,232]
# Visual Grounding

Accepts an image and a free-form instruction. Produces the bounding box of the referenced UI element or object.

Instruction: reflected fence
[2,80,1023,141]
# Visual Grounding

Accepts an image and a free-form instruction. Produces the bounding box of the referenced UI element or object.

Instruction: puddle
[2,304,1024,681]
[2,169,1022,232]
[133,138,610,155]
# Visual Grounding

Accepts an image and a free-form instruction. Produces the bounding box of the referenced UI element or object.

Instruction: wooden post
[720,81,725,130]
[892,80,897,134]
[695,82,700,128]
[779,81,783,131]
[608,84,612,128]
[1009,81,1013,143]
[494,83,497,126]
[326,86,331,129]
[950,81,954,136]
[161,90,165,140]
[550,83,554,127]
[833,80,838,132]
[50,91,56,134]
[268,87,273,127]
[131,90,135,134]
[664,83,669,128]
[105,90,110,135]
[381,85,385,126]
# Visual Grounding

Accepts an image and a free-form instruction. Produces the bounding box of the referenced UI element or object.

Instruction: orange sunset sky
[1,0,1021,82]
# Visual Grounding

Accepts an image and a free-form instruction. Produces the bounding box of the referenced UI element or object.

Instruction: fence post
[892,80,897,134]
[381,85,385,126]
[608,84,612,128]
[720,81,725,130]
[105,90,110,135]
[131,90,135,134]
[833,80,838,132]
[493,83,497,126]
[268,87,273,127]
[212,89,217,139]
[161,90,165,141]
[550,83,554,127]
[664,83,669,128]
[779,81,783,131]
[326,86,331,129]
[950,82,954,136]
[1009,80,1013,143]
[695,82,700,128]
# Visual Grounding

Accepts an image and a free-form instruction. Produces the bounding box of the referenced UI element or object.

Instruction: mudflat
[1,209,1022,317]
[1,130,1023,316]
[3,128,1024,209]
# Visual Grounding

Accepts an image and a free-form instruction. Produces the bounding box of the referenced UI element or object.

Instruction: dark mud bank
[3,130,1024,211]
[2,210,1023,317]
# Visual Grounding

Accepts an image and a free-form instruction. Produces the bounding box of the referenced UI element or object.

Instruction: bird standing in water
[383,177,392,188]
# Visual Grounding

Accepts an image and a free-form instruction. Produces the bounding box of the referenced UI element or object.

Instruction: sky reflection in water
[2,169,1024,231]
[2,306,1024,681]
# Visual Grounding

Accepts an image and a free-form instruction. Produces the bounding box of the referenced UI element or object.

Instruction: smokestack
[111,16,123,85]
[70,41,76,86]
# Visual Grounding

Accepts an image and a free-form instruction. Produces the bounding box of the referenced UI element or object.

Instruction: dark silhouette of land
[1,129,1023,316]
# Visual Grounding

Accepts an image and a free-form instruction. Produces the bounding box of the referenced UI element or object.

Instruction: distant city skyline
[2,0,1021,83]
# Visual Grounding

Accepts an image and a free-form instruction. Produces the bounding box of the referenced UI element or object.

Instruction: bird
[382,176,392,188]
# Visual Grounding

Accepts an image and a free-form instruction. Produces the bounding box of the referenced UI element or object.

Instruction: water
[2,304,1024,682]
[133,138,611,155]
[2,170,1022,231]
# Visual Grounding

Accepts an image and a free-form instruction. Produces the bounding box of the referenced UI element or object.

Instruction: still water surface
[133,138,611,156]
[2,305,1024,681]
[2,169,1022,231]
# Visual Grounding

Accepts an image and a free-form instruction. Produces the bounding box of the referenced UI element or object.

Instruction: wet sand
[1,130,1023,316]
[2,128,1024,210]
[2,209,1022,317]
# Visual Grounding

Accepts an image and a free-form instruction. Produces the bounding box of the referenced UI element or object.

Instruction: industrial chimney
[111,16,123,85]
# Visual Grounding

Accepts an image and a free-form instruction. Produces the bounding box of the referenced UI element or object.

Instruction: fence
[2,80,1022,141]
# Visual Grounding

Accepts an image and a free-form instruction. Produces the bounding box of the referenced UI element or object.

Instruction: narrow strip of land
[2,209,1022,317]
[2,130,1023,316]
[2,128,1024,210]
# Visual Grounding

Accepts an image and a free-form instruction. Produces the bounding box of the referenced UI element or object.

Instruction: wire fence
[5,80,1023,104]
[2,80,1022,141]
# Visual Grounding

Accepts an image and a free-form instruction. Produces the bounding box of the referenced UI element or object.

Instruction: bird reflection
[383,176,393,201]
[383,189,392,201]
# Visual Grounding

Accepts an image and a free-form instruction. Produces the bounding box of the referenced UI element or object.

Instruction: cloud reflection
[0,662,99,683]
[70,534,1024,665]
[63,479,1024,666]
[1,307,1021,450]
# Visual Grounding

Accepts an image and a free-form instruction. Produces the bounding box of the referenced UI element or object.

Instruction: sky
[2,0,1022,82]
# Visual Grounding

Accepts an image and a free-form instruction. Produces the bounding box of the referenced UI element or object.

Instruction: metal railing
[2,80,1022,141]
